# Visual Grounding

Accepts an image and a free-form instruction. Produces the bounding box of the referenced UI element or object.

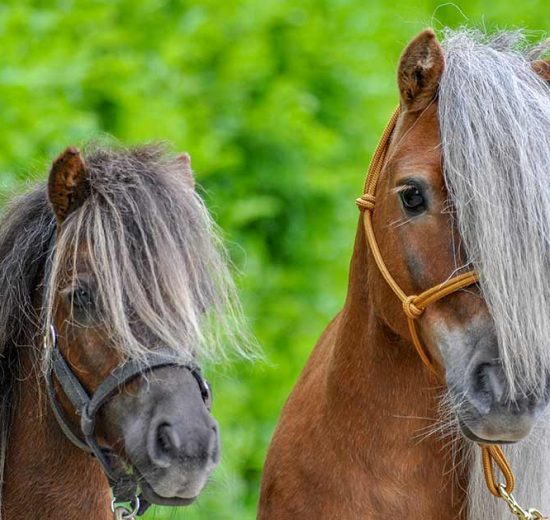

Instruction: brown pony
[259,29,550,519]
[0,145,247,519]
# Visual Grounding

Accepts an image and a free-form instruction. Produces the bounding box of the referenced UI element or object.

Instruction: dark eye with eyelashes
[72,285,94,309]
[66,283,97,324]
[399,183,427,215]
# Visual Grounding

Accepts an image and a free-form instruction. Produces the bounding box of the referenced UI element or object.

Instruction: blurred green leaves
[1,1,549,518]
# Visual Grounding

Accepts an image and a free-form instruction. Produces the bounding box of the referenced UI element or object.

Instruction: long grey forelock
[438,29,550,399]
[43,144,254,367]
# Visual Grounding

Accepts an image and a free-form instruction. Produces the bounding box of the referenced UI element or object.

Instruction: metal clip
[111,496,140,520]
[498,485,547,520]
[44,324,57,350]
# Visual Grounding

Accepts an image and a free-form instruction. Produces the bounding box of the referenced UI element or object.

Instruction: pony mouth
[458,418,517,446]
[133,467,198,507]
[138,476,198,507]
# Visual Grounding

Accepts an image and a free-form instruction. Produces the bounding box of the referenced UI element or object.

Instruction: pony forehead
[80,144,193,201]
[84,143,182,175]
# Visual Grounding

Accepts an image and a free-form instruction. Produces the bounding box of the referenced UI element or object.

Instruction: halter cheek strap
[355,107,478,375]
[356,107,527,514]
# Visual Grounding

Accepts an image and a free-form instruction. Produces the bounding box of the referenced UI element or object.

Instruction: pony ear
[397,29,444,112]
[178,152,195,189]
[48,147,90,224]
[532,58,550,84]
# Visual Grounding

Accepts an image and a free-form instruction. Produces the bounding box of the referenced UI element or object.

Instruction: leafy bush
[0,1,548,518]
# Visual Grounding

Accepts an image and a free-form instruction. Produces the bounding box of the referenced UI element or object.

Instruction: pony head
[370,29,550,444]
[43,144,249,504]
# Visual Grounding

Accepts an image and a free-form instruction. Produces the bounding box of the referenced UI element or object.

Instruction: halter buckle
[80,406,94,435]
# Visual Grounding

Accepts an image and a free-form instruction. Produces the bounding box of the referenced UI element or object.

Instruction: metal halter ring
[111,496,141,520]
[44,324,57,350]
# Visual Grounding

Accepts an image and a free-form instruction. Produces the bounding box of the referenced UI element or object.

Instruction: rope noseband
[357,107,545,519]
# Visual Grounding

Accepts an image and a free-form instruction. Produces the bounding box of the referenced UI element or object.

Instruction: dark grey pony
[0,145,250,519]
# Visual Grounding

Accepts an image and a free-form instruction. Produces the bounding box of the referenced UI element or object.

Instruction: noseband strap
[356,107,517,508]
[45,325,211,515]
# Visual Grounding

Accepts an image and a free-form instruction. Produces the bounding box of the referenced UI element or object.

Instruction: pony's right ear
[532,58,550,84]
[397,29,444,112]
[48,147,90,224]
[178,152,195,189]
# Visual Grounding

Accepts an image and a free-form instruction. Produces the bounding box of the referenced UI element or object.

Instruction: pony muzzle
[458,357,550,444]
[114,365,220,503]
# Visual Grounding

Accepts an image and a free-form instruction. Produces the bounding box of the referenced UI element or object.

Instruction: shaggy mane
[438,29,550,518]
[0,187,55,514]
[44,144,251,366]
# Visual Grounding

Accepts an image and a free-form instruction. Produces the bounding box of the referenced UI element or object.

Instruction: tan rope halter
[356,107,545,519]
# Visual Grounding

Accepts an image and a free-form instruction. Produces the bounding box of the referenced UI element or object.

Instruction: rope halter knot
[355,194,376,211]
[402,295,423,320]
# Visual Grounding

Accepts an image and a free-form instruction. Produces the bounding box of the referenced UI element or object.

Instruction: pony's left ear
[397,29,445,112]
[532,58,550,84]
[48,147,90,224]
[178,152,195,189]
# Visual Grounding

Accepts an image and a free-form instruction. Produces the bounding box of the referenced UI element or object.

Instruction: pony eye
[202,380,213,410]
[72,286,94,309]
[399,185,426,215]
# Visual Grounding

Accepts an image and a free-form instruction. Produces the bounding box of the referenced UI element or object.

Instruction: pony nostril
[470,363,493,413]
[472,363,490,395]
[544,375,550,402]
[468,362,506,415]
[157,423,180,454]
[149,422,180,468]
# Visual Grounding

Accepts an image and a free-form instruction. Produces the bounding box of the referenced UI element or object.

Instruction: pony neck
[2,337,112,519]
[325,219,468,517]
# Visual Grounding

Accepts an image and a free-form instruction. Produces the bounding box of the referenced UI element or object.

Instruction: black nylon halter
[45,325,212,516]
[41,227,213,515]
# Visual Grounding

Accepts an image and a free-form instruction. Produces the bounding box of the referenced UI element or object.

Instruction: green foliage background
[1,1,549,518]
